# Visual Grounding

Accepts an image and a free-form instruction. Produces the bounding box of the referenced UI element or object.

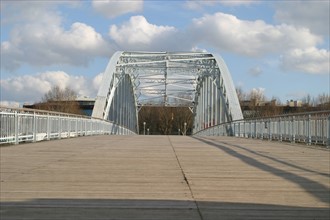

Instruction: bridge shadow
[1,198,329,220]
[219,140,329,177]
[194,137,330,205]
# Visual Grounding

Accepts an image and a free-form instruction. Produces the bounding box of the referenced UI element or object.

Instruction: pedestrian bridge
[0,51,329,218]
[1,135,329,219]
[1,51,329,146]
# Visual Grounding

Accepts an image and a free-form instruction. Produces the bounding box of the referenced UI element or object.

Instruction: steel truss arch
[92,51,139,134]
[193,55,243,133]
[92,51,243,134]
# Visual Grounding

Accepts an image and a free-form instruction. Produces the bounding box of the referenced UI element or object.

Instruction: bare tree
[248,88,266,104]
[42,86,77,102]
[236,87,247,104]
[36,86,82,114]
[138,106,193,135]
[138,106,159,134]
[157,107,175,135]
[302,94,312,107]
[316,93,330,110]
[317,93,330,104]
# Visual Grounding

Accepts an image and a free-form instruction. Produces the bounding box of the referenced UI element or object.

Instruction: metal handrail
[194,111,330,147]
[0,107,136,145]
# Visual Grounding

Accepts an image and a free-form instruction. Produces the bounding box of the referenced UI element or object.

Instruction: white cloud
[1,2,113,71]
[185,0,258,10]
[92,0,143,18]
[93,72,104,91]
[274,1,330,36]
[184,1,217,10]
[285,91,308,100]
[0,101,20,108]
[248,66,263,77]
[108,13,327,75]
[189,12,322,56]
[109,16,188,51]
[0,71,101,103]
[219,0,259,6]
[191,46,208,53]
[2,21,112,70]
[281,47,329,74]
[1,1,62,25]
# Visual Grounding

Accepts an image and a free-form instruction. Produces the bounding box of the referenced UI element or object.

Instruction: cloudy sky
[1,0,329,107]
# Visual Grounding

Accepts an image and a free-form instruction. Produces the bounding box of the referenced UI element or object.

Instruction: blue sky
[1,0,329,107]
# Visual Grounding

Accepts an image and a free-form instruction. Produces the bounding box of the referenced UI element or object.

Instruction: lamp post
[178,129,180,135]
[184,122,187,136]
[147,128,149,135]
[143,122,146,135]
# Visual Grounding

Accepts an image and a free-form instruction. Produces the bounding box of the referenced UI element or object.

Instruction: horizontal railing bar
[0,107,136,145]
[194,111,330,147]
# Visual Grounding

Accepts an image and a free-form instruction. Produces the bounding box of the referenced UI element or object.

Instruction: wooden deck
[1,135,329,219]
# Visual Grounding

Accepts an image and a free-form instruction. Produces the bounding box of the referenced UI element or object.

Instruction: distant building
[23,97,95,116]
[75,97,95,116]
[286,100,302,107]
[240,99,279,118]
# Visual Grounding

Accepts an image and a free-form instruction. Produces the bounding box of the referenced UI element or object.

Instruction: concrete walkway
[1,135,329,219]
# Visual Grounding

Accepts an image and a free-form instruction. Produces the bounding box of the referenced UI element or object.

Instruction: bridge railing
[194,111,330,147]
[0,107,136,145]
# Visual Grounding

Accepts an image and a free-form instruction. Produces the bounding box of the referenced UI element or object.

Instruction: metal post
[238,122,241,137]
[68,116,71,138]
[260,121,264,140]
[291,116,295,143]
[143,122,146,135]
[243,121,246,138]
[47,114,50,140]
[178,129,180,135]
[14,111,19,144]
[84,119,86,136]
[279,117,282,142]
[327,115,330,148]
[33,112,36,142]
[215,80,218,126]
[184,122,187,136]
[202,79,205,129]
[307,114,311,145]
[233,123,235,137]
[59,117,62,139]
[268,119,272,141]
[254,120,257,138]
[75,118,78,137]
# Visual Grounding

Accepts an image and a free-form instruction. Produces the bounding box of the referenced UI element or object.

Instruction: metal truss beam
[92,51,243,134]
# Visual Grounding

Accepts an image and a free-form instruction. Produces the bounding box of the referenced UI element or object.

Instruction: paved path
[1,135,329,219]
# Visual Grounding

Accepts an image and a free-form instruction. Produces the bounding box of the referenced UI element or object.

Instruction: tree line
[138,106,193,135]
[33,86,329,135]
[30,86,82,114]
[237,87,329,118]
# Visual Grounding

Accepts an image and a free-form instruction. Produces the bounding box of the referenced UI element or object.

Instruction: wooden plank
[1,135,329,219]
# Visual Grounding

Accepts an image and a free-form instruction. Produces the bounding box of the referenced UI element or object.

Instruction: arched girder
[192,55,243,133]
[92,51,139,134]
[92,51,242,135]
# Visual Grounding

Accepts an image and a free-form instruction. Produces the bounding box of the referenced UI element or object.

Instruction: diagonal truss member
[92,51,243,134]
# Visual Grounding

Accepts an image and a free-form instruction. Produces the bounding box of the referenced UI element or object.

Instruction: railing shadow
[1,198,329,220]
[219,140,329,177]
[194,136,330,204]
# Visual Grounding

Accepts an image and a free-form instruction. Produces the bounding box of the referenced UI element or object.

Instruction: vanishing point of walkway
[1,136,329,219]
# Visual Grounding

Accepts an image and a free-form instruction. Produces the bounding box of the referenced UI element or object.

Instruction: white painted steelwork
[195,111,330,147]
[0,107,135,145]
[93,51,243,134]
